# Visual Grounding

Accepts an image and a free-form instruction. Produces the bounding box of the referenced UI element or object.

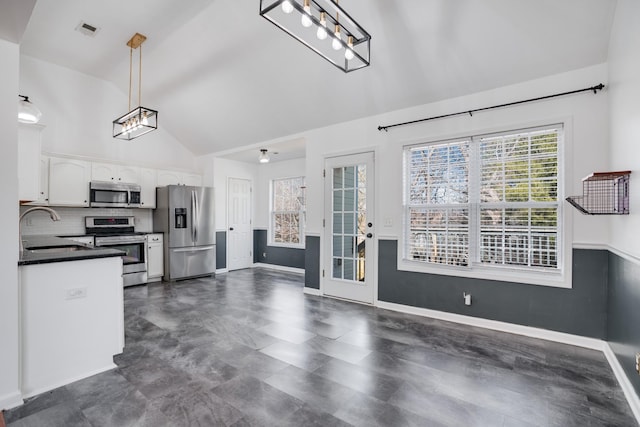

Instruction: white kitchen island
[19,245,124,398]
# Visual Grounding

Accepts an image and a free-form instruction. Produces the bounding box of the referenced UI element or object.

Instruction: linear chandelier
[112,33,158,141]
[260,0,371,73]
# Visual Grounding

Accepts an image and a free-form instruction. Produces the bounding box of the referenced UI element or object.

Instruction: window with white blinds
[270,176,306,246]
[404,124,562,272]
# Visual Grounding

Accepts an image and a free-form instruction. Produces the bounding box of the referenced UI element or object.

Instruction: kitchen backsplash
[19,206,153,236]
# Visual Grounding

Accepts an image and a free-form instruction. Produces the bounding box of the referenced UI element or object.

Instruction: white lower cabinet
[146,233,164,282]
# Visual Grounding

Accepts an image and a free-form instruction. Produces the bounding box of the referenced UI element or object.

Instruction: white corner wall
[0,39,22,410]
[19,55,197,171]
[254,158,306,229]
[608,0,640,257]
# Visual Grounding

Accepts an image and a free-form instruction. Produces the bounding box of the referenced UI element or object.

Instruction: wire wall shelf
[566,171,631,215]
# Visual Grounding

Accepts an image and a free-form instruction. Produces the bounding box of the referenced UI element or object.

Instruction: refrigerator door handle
[173,245,215,253]
[194,190,199,243]
[191,190,196,243]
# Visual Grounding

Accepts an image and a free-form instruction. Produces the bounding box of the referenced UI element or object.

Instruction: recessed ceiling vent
[75,21,100,37]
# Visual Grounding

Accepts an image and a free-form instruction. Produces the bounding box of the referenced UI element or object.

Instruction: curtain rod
[377,83,605,132]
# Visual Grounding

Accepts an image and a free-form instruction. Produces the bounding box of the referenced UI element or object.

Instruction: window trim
[268,175,306,249]
[399,122,571,289]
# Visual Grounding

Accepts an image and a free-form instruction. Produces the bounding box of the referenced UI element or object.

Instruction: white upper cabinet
[156,170,182,186]
[139,168,157,209]
[48,157,91,206]
[157,169,203,187]
[91,162,140,184]
[182,173,203,187]
[18,124,43,202]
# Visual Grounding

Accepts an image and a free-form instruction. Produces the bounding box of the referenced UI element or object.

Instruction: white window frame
[269,176,306,249]
[400,124,568,288]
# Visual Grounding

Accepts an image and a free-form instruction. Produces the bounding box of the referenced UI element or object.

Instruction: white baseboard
[0,390,23,410]
[303,287,322,296]
[376,301,604,351]
[253,263,304,274]
[215,268,228,274]
[21,363,117,400]
[603,343,640,423]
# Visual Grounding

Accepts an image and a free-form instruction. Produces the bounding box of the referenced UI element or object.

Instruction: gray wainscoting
[607,251,640,397]
[304,236,320,290]
[253,229,305,269]
[216,231,226,270]
[378,240,608,339]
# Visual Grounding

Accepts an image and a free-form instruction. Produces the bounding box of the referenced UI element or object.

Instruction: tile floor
[5,268,637,426]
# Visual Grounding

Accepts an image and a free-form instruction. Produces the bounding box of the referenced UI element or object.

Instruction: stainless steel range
[85,216,147,287]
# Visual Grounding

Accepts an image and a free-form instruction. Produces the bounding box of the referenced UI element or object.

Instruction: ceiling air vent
[75,21,100,37]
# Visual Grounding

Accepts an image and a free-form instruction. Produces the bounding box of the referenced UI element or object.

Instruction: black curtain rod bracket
[377,83,605,132]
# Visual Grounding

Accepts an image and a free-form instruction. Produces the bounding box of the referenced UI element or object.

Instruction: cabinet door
[49,158,91,206]
[157,170,182,186]
[182,173,203,187]
[139,168,157,208]
[146,234,164,278]
[38,156,49,204]
[91,162,118,182]
[18,125,42,202]
[117,165,140,184]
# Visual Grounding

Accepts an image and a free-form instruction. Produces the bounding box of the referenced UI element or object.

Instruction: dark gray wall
[378,240,608,339]
[305,236,320,289]
[216,231,226,270]
[253,229,305,269]
[607,252,640,397]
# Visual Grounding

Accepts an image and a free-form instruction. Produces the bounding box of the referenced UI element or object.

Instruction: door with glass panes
[323,152,375,304]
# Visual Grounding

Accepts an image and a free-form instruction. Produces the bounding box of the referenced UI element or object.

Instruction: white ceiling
[16,0,617,160]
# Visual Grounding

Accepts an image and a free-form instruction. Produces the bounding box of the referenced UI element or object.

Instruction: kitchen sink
[26,245,91,254]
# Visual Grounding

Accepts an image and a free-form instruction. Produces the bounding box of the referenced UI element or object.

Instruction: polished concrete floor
[6,268,637,426]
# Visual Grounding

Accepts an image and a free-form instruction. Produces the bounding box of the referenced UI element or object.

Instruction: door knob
[229,227,234,231]
[368,222,373,227]
[366,233,373,238]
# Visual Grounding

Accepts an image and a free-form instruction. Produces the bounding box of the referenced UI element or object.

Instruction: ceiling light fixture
[260,0,371,73]
[112,32,158,141]
[259,149,270,163]
[18,95,42,124]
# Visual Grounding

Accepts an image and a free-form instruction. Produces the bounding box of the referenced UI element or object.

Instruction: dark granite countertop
[19,235,124,266]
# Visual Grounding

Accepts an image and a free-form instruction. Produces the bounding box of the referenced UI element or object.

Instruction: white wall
[0,39,22,410]
[254,158,306,229]
[608,0,640,257]
[197,155,258,231]
[19,55,198,171]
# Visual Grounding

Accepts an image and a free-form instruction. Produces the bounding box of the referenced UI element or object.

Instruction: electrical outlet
[636,353,640,375]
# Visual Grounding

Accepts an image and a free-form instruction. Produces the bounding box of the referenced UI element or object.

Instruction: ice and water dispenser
[175,208,187,229]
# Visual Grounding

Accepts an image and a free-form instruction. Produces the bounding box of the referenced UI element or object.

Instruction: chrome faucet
[19,207,62,254]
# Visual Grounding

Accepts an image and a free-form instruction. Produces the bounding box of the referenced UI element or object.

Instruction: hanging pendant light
[112,33,158,140]
[259,149,270,163]
[260,0,370,73]
[18,95,42,124]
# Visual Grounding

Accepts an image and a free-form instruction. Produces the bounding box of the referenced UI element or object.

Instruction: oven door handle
[172,245,214,253]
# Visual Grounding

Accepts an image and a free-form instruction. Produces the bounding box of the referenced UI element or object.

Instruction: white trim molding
[215,268,228,274]
[603,343,640,423]
[303,287,322,296]
[376,301,603,350]
[0,390,23,411]
[252,263,304,274]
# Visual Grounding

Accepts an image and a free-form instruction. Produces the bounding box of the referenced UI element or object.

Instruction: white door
[323,152,375,304]
[227,178,253,271]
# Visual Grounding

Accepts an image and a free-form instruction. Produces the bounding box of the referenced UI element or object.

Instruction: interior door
[323,152,375,304]
[227,178,253,271]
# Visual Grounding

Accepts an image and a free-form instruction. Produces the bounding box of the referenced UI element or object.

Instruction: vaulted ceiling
[17,0,617,156]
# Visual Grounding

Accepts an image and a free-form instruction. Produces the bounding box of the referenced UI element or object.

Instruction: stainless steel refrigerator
[153,185,215,280]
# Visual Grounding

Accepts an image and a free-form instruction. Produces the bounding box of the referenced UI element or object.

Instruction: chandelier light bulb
[316,12,327,40]
[332,25,342,50]
[141,112,149,126]
[281,0,294,14]
[345,36,355,60]
[301,0,312,27]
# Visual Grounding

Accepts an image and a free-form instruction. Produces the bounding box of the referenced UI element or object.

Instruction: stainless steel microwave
[89,181,141,208]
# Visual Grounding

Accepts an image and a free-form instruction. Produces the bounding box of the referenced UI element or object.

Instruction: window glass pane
[333,213,342,234]
[333,168,343,189]
[343,236,354,258]
[333,190,343,212]
[333,236,342,257]
[343,212,355,235]
[405,125,561,272]
[344,190,355,212]
[343,259,354,281]
[344,167,355,188]
[333,258,342,279]
[270,176,305,245]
